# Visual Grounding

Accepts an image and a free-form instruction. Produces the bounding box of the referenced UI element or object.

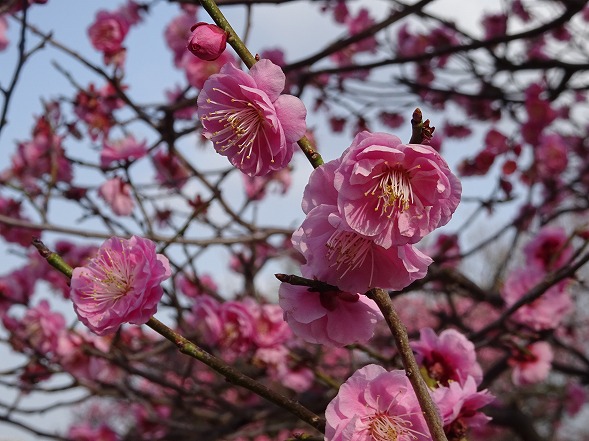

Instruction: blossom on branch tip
[334,131,461,248]
[197,59,307,176]
[70,236,171,336]
[325,364,430,441]
[187,22,227,61]
[509,341,553,386]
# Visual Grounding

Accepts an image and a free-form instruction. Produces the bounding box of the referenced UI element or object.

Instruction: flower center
[88,247,134,305]
[325,229,374,282]
[368,410,424,441]
[202,88,267,164]
[365,165,414,217]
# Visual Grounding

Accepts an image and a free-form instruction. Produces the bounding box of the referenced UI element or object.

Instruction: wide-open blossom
[334,131,461,248]
[278,282,382,347]
[411,328,483,386]
[197,59,307,176]
[432,376,495,440]
[292,204,432,293]
[509,341,553,386]
[325,364,430,441]
[501,267,572,331]
[70,236,171,336]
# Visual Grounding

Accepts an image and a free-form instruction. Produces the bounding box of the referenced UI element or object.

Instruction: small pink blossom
[187,22,227,61]
[325,364,430,441]
[197,59,307,176]
[509,341,553,386]
[98,177,134,216]
[279,282,382,347]
[100,135,147,168]
[433,376,495,438]
[0,196,36,246]
[523,226,573,271]
[70,236,171,336]
[181,49,236,89]
[482,13,508,40]
[251,302,292,348]
[177,272,218,298]
[334,131,461,248]
[501,267,572,331]
[411,328,483,386]
[535,133,568,178]
[152,148,190,188]
[165,12,196,66]
[87,10,130,55]
[254,346,314,392]
[293,204,432,293]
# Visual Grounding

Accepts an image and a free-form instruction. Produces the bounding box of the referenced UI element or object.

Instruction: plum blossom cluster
[411,328,494,439]
[280,131,461,346]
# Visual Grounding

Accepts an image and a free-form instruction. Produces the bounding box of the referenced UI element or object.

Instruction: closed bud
[187,22,227,61]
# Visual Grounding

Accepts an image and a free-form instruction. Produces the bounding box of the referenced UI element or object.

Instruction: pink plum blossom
[187,22,227,61]
[253,346,314,392]
[88,10,130,53]
[325,364,430,441]
[0,196,36,246]
[251,302,292,348]
[177,272,218,298]
[501,267,572,331]
[100,135,147,168]
[98,177,134,216]
[432,376,495,439]
[292,204,432,293]
[242,167,292,201]
[278,282,382,347]
[197,59,307,176]
[334,131,461,248]
[301,158,341,214]
[165,11,196,66]
[70,235,171,336]
[509,341,553,386]
[151,148,190,188]
[68,422,119,441]
[411,328,483,386]
[523,226,573,271]
[535,133,568,178]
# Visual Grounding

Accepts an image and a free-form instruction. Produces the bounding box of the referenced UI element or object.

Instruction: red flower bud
[187,22,227,61]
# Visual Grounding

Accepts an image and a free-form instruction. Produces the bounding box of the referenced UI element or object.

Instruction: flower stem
[146,316,326,433]
[367,288,448,441]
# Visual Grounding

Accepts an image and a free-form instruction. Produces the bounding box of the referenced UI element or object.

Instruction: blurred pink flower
[181,50,236,89]
[0,196,36,246]
[98,177,134,216]
[165,11,196,66]
[279,282,382,346]
[177,272,218,298]
[411,328,483,386]
[87,10,130,54]
[482,13,507,40]
[433,376,495,437]
[251,302,292,348]
[187,22,227,61]
[509,341,553,386]
[292,204,432,293]
[0,16,8,51]
[100,135,147,168]
[254,346,314,392]
[242,167,292,201]
[535,133,568,178]
[334,131,461,248]
[165,85,197,120]
[68,422,119,441]
[523,226,573,271]
[501,267,572,331]
[152,148,190,189]
[197,59,307,176]
[325,364,430,441]
[3,300,65,355]
[70,235,171,336]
